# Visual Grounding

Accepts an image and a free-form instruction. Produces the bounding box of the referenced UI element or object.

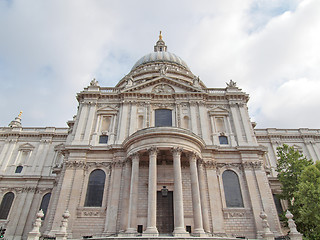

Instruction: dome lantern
[154,31,167,52]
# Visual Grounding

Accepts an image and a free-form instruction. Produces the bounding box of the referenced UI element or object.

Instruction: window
[15,166,23,173]
[155,109,172,127]
[273,194,283,214]
[39,193,51,219]
[219,136,228,145]
[99,135,108,144]
[85,170,106,207]
[0,192,14,219]
[222,170,244,207]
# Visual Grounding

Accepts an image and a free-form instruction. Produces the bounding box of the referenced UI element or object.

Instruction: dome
[131,32,190,71]
[131,51,190,71]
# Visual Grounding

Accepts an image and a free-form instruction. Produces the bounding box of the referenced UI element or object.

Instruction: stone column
[126,152,140,234]
[144,147,159,236]
[172,147,189,236]
[104,161,123,234]
[198,161,210,233]
[188,153,206,237]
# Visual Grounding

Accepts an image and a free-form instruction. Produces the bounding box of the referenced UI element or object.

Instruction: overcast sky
[1,0,320,129]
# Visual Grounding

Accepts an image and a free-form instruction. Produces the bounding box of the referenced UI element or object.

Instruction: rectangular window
[99,135,108,144]
[219,136,228,145]
[155,109,172,127]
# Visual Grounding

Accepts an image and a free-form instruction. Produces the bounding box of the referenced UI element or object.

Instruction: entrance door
[157,191,174,234]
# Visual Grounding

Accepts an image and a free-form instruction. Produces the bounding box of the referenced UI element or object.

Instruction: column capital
[129,152,140,162]
[148,146,158,156]
[186,151,199,162]
[171,147,183,156]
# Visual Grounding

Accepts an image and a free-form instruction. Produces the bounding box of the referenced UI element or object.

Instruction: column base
[125,228,137,235]
[192,228,207,237]
[173,227,189,237]
[143,227,159,237]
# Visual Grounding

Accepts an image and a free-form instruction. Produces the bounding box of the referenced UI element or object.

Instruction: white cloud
[0,0,320,129]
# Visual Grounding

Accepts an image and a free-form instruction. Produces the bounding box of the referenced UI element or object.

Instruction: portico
[123,127,208,237]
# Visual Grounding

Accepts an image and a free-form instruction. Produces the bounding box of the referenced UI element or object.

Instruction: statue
[226,79,237,88]
[90,78,99,87]
[193,76,200,88]
[125,76,133,87]
[160,64,168,75]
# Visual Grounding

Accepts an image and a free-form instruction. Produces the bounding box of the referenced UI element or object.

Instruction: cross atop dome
[154,31,167,52]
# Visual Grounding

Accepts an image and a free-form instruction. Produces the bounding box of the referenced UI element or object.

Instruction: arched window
[85,170,106,207]
[39,193,51,219]
[155,109,172,127]
[15,166,23,173]
[222,170,244,207]
[0,192,14,219]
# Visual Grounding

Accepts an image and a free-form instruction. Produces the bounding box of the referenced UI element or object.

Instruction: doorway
[156,190,174,234]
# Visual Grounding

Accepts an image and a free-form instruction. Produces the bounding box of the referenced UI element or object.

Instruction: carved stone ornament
[148,146,158,156]
[159,64,168,75]
[77,208,106,218]
[193,76,201,88]
[242,161,262,170]
[226,79,237,88]
[223,208,252,219]
[112,160,125,168]
[152,84,175,94]
[203,161,217,169]
[65,161,86,169]
[90,78,99,86]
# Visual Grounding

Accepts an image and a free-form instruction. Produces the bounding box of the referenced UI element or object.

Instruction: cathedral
[0,34,319,240]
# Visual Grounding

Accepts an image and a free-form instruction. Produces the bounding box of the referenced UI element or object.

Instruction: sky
[1,0,320,129]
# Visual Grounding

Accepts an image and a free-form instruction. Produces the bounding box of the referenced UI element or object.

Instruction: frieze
[65,161,86,169]
[151,103,175,109]
[203,161,217,169]
[217,162,242,170]
[242,161,262,170]
[86,162,112,170]
[0,187,51,193]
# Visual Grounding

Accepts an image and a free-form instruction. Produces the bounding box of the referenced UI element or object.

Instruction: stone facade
[0,35,318,240]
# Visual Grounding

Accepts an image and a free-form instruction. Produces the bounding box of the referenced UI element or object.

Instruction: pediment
[18,143,35,151]
[208,107,229,116]
[97,105,118,115]
[121,76,204,94]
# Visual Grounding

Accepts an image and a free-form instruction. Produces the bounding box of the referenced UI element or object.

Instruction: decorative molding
[76,207,106,218]
[203,161,217,169]
[223,208,252,219]
[152,84,174,94]
[242,161,263,170]
[0,187,52,194]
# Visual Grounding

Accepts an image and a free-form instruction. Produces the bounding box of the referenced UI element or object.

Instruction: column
[104,161,123,234]
[144,147,159,236]
[198,162,210,233]
[189,153,206,236]
[126,153,140,234]
[172,147,189,236]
